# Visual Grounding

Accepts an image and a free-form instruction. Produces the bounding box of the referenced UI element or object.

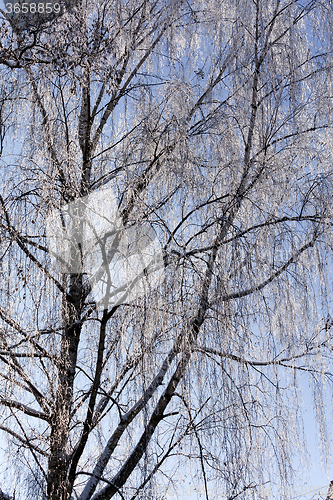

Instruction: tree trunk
[48,275,83,500]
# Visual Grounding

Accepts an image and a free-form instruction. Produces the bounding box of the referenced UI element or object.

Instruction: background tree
[1,0,333,499]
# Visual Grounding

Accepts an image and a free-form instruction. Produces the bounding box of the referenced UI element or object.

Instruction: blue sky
[0,2,332,499]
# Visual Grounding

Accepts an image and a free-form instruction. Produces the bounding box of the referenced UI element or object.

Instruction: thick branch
[0,396,49,421]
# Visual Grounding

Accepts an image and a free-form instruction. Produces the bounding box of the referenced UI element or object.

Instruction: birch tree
[1,0,333,499]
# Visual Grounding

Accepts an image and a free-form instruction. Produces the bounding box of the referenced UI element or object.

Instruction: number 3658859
[5,3,61,13]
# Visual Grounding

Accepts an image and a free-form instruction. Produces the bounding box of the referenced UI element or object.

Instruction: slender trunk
[48,70,92,498]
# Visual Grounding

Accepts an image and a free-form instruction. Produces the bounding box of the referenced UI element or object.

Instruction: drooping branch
[217,232,320,303]
[0,423,48,457]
